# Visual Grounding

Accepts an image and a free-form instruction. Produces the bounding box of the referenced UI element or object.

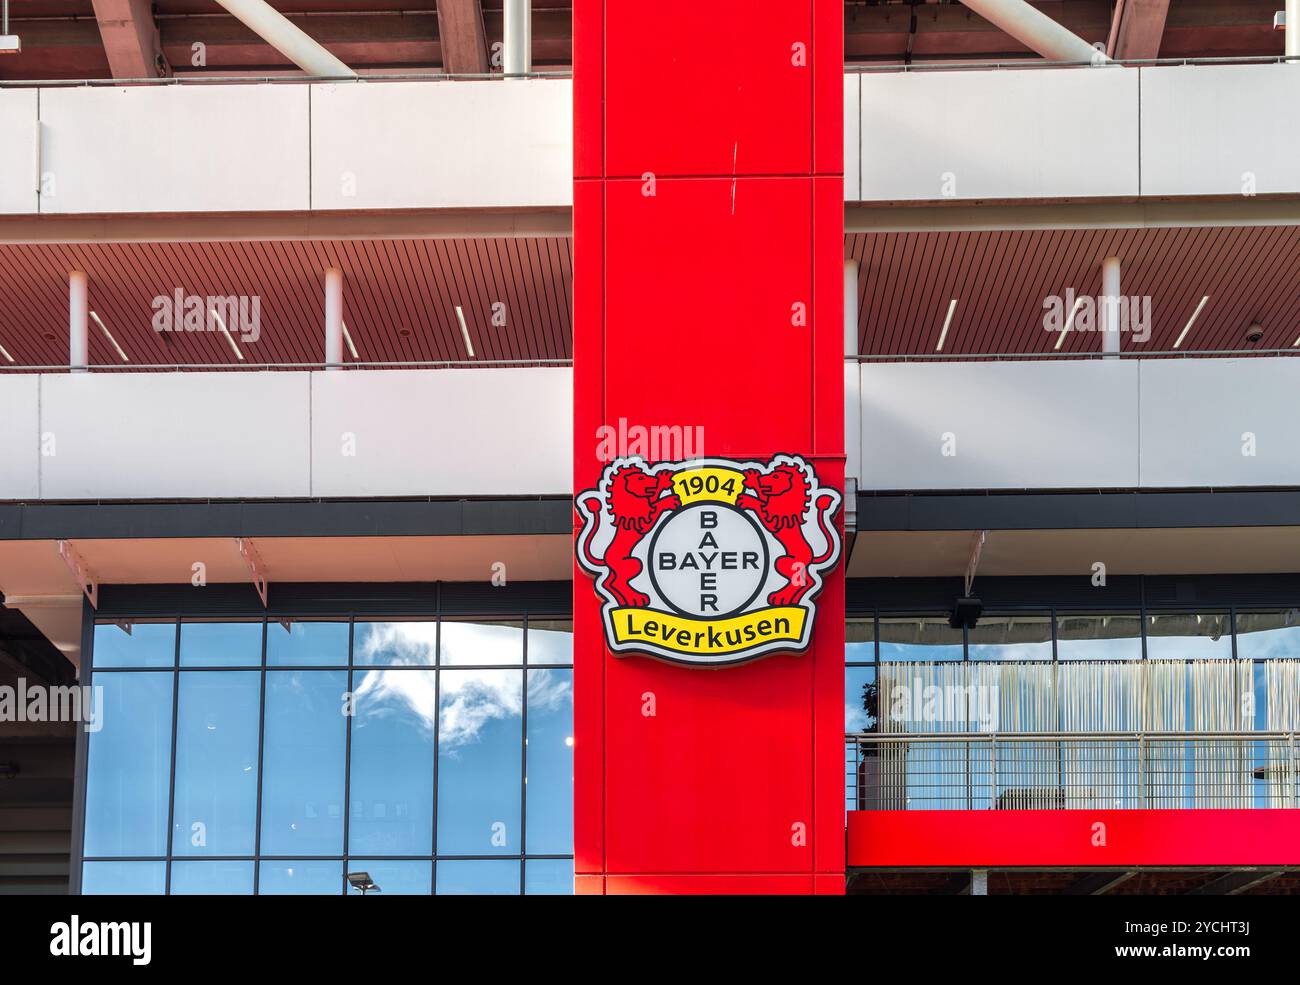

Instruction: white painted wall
[844,362,862,483]
[310,79,572,210]
[0,368,570,501]
[843,73,861,202]
[16,78,570,216]
[0,376,39,498]
[38,85,311,214]
[1139,358,1300,487]
[852,358,1300,491]
[38,372,312,498]
[3,67,1298,217]
[857,360,1141,489]
[855,67,1140,202]
[310,368,571,496]
[5,359,1300,500]
[1139,64,1300,197]
[0,89,38,215]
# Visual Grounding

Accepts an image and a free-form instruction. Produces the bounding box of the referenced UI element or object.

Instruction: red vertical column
[573,0,845,895]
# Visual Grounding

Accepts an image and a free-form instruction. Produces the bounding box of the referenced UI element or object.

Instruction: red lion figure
[737,463,838,607]
[577,464,678,607]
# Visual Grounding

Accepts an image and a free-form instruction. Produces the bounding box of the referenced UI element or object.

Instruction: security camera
[949,596,983,630]
[1246,323,1264,344]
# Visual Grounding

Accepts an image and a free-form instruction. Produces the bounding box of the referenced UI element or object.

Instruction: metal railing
[2,53,1292,88]
[0,358,573,373]
[847,731,1300,811]
[0,71,572,89]
[848,55,1300,74]
[7,349,1291,374]
[850,348,1300,363]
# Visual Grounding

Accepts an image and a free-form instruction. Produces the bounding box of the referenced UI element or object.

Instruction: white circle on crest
[647,503,768,618]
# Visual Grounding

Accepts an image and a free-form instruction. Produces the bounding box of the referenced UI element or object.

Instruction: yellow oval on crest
[670,467,746,506]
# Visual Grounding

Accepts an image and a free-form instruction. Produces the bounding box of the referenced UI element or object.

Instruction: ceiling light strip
[89,311,129,363]
[455,305,475,358]
[1174,296,1210,349]
[936,299,958,352]
[1054,294,1085,351]
[209,309,245,361]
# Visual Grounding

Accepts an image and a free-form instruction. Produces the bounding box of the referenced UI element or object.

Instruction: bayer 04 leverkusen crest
[575,454,842,666]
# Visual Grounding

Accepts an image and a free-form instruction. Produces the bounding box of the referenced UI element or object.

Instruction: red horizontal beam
[849,810,1300,868]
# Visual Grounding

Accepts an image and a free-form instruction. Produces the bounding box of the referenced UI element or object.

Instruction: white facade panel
[858,360,1140,490]
[29,68,1300,216]
[0,89,38,215]
[13,369,570,502]
[38,85,310,214]
[12,360,1300,502]
[857,67,1140,202]
[1139,64,1300,197]
[309,368,571,497]
[844,73,861,201]
[0,376,40,499]
[310,79,573,211]
[844,362,862,483]
[38,372,312,498]
[1139,358,1300,487]
[6,69,1300,217]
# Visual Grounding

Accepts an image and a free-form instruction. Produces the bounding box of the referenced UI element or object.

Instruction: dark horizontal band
[0,497,572,541]
[857,488,1300,532]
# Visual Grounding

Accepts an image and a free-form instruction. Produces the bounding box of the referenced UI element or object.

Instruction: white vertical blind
[870,659,1297,810]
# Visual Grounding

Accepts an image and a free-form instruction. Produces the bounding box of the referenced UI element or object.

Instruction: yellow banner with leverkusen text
[611,606,807,657]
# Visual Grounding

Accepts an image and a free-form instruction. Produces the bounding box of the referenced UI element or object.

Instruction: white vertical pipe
[1289,0,1300,59]
[212,0,355,77]
[324,267,343,369]
[1100,255,1122,357]
[844,259,860,357]
[960,0,1107,63]
[69,270,88,372]
[504,0,531,76]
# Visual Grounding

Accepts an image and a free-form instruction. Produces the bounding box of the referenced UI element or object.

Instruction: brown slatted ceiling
[849,226,1300,356]
[0,238,573,367]
[2,229,1297,367]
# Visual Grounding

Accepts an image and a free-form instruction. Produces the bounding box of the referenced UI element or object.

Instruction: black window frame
[72,581,573,897]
